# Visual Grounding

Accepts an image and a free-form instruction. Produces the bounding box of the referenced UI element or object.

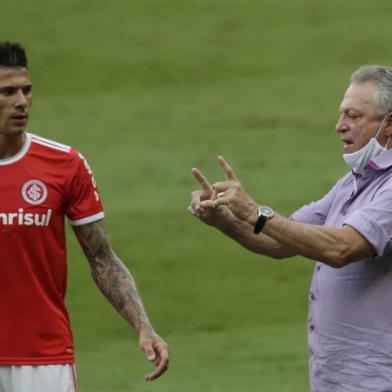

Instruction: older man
[0,42,168,391]
[189,65,392,391]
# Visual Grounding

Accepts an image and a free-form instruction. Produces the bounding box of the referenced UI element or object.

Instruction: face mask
[343,115,389,174]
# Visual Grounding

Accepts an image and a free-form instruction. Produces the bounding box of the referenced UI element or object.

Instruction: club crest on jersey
[21,179,48,205]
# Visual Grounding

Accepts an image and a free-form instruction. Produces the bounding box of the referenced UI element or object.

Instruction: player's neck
[0,132,26,159]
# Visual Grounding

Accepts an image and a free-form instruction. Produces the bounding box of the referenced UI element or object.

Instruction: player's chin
[2,126,26,136]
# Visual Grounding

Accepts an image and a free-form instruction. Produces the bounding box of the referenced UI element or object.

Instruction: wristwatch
[254,206,274,234]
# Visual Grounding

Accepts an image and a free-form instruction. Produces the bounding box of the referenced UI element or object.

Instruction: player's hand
[200,156,258,224]
[188,167,232,227]
[139,328,169,381]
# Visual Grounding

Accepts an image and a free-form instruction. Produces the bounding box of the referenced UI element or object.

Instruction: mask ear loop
[385,136,391,149]
[376,114,388,140]
[378,112,392,148]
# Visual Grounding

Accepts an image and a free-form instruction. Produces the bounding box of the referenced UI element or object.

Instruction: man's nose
[336,116,348,133]
[14,90,28,109]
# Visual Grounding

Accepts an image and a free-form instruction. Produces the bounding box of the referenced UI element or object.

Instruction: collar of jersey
[0,132,32,166]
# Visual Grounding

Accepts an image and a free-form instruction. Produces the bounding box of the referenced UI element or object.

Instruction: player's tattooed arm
[72,220,148,330]
[72,220,169,380]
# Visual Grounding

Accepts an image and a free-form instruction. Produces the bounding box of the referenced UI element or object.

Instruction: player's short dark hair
[0,42,28,68]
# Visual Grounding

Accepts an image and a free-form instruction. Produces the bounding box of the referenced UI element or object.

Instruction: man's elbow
[324,243,366,268]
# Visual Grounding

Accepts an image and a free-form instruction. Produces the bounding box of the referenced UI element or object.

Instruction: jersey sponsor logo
[21,179,48,205]
[0,208,52,226]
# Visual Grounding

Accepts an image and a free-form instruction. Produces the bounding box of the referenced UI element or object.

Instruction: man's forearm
[262,213,373,267]
[73,221,153,333]
[90,251,153,333]
[73,220,169,381]
[216,214,296,259]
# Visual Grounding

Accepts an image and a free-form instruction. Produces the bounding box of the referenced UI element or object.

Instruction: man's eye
[22,86,32,95]
[0,88,16,96]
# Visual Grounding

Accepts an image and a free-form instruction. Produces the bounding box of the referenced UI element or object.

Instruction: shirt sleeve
[290,186,339,225]
[65,150,105,226]
[344,186,392,256]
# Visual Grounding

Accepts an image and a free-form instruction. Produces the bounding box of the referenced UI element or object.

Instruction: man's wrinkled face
[0,67,32,137]
[336,81,385,154]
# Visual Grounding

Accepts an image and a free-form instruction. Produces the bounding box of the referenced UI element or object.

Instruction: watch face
[258,206,274,218]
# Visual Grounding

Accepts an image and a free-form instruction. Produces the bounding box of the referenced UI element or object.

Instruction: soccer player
[190,66,392,391]
[0,42,169,391]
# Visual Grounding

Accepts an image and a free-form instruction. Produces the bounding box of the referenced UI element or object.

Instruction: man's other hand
[199,156,258,224]
[189,166,233,227]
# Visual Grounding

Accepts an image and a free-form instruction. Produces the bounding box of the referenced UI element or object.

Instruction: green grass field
[3,0,392,390]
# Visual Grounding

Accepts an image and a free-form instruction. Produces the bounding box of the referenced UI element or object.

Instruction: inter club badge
[21,180,48,205]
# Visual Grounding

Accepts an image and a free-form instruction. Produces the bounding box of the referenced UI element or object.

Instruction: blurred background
[2,0,392,390]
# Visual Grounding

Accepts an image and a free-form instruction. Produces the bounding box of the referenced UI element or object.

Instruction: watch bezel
[257,206,274,219]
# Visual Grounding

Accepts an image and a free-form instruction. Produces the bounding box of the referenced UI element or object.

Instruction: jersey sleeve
[65,150,104,226]
[344,185,392,256]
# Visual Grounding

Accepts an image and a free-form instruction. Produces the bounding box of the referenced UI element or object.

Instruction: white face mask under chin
[343,116,389,175]
[343,137,386,175]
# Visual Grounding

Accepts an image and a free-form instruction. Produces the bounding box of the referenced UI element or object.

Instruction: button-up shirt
[291,149,392,392]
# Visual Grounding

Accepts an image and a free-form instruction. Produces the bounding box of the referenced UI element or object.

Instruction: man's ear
[384,112,392,137]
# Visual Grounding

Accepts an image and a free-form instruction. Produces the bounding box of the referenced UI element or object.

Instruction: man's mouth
[11,114,28,120]
[342,139,353,147]
[10,114,28,125]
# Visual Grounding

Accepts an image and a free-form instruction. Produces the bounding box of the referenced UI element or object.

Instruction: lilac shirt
[291,149,392,392]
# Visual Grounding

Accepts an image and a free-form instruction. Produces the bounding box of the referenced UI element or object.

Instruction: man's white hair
[351,65,392,118]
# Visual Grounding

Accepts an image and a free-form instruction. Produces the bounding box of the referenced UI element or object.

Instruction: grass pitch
[2,0,392,390]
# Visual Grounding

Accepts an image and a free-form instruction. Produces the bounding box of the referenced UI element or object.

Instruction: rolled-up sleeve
[291,178,345,225]
[344,187,392,256]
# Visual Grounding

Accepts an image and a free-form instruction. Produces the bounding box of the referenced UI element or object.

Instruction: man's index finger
[217,156,238,181]
[191,168,213,192]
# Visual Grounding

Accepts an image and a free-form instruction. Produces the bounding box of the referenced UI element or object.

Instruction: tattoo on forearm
[73,221,151,332]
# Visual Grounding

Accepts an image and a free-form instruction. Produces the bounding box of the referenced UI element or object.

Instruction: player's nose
[14,89,29,110]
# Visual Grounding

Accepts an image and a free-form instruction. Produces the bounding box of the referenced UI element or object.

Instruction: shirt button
[310,293,316,300]
[316,265,321,271]
[310,324,315,331]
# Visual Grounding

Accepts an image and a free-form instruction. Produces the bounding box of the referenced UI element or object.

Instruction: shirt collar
[368,149,392,171]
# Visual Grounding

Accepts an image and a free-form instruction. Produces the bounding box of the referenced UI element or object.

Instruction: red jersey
[0,132,104,365]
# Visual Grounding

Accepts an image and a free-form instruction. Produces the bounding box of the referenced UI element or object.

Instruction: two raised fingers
[192,156,238,188]
[190,156,239,209]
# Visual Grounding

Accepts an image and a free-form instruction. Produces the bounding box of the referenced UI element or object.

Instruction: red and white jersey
[0,132,104,365]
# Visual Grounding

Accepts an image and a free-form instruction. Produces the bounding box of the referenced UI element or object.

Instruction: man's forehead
[340,81,376,110]
[0,67,31,87]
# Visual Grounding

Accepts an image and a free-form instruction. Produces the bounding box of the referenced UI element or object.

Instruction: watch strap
[254,215,267,234]
[253,206,274,234]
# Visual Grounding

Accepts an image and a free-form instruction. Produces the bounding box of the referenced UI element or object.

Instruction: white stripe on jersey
[68,211,105,226]
[30,134,71,153]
